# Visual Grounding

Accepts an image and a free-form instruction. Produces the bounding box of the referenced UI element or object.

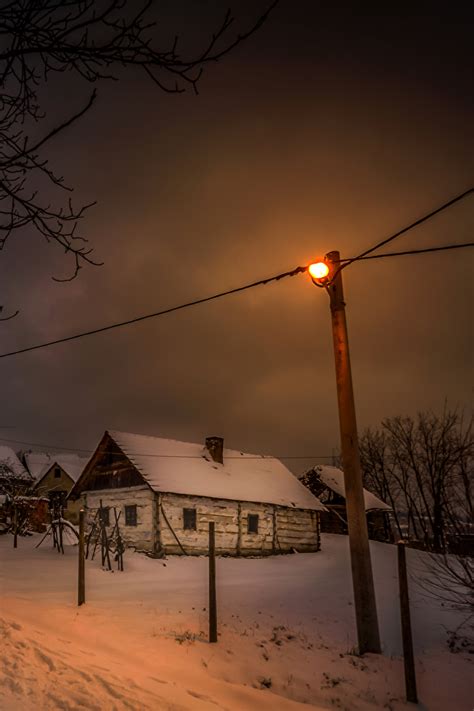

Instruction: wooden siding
[70,433,144,498]
[367,510,393,543]
[159,493,320,556]
[80,488,320,556]
[83,486,155,551]
[320,505,393,543]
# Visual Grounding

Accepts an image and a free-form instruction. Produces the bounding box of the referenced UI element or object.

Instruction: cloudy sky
[1,1,473,472]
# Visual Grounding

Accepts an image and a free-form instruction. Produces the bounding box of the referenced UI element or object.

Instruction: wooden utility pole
[397,541,418,703]
[208,521,217,643]
[78,509,85,606]
[325,250,381,654]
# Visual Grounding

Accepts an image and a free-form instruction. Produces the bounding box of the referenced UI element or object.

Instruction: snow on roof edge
[0,446,32,480]
[107,430,326,512]
[25,451,90,484]
[304,464,391,512]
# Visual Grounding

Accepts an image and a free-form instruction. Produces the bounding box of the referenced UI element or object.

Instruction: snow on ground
[0,533,472,710]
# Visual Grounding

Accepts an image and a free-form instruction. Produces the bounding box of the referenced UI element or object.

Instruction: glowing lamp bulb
[308,262,329,280]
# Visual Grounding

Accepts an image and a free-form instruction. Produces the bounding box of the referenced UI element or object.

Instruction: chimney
[205,436,224,464]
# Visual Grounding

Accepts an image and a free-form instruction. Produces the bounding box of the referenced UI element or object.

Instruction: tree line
[360,407,473,614]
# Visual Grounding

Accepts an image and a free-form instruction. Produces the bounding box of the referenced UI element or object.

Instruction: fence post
[13,504,18,548]
[209,521,217,643]
[78,509,85,606]
[398,541,417,703]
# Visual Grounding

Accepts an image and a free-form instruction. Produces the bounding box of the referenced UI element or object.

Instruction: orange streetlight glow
[308,262,329,280]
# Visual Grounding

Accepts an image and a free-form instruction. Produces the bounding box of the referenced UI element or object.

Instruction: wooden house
[299,465,393,543]
[68,430,326,556]
[25,452,90,524]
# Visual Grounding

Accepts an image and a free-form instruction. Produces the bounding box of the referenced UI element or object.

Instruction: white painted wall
[82,487,320,556]
[83,486,155,551]
[160,493,320,556]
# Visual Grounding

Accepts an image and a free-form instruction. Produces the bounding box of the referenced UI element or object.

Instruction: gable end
[69,431,149,499]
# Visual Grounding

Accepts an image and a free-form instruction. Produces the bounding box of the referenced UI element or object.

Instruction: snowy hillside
[0,534,471,710]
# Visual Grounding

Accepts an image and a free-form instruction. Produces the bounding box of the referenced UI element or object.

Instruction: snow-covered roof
[308,465,391,512]
[25,452,90,484]
[105,430,326,511]
[0,446,31,480]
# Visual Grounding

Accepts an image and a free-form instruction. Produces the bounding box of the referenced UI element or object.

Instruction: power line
[337,187,473,276]
[0,189,472,361]
[0,435,332,460]
[2,241,472,362]
[341,241,474,262]
[0,264,306,360]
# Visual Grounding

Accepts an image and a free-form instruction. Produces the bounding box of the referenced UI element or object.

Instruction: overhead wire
[0,188,472,360]
[0,265,306,360]
[332,187,473,280]
[1,241,472,360]
[0,435,333,460]
[340,241,474,262]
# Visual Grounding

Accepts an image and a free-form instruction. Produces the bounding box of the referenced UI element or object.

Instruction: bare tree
[0,457,34,541]
[0,0,277,311]
[427,430,474,615]
[416,456,473,636]
[360,408,473,627]
[360,408,473,553]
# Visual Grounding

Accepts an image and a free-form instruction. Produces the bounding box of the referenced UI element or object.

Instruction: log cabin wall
[320,506,348,535]
[367,510,393,542]
[320,506,393,543]
[275,507,320,552]
[83,485,155,551]
[80,488,321,556]
[159,493,320,556]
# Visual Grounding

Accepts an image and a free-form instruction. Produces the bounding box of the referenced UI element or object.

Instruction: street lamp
[308,261,330,281]
[309,251,381,655]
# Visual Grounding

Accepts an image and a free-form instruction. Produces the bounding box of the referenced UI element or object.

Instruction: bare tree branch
[0,0,278,301]
[360,407,473,617]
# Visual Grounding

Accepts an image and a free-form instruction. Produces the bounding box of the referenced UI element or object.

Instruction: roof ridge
[109,430,277,460]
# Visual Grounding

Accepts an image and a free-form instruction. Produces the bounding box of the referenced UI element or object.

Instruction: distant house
[299,465,393,543]
[69,430,326,556]
[0,446,43,533]
[0,445,33,494]
[24,452,90,524]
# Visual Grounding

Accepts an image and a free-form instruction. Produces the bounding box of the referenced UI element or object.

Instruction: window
[54,467,61,479]
[125,505,137,526]
[100,507,110,527]
[247,514,259,534]
[183,508,197,530]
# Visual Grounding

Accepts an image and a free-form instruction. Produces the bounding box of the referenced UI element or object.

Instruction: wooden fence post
[209,521,217,643]
[398,541,417,703]
[13,504,18,548]
[78,509,85,606]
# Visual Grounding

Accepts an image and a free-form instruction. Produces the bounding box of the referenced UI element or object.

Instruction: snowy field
[0,533,472,710]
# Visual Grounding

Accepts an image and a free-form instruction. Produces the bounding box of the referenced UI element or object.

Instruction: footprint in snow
[187,689,220,705]
[33,647,56,672]
[93,674,124,700]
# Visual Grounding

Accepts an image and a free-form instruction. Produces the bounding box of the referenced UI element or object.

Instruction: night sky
[1,2,473,472]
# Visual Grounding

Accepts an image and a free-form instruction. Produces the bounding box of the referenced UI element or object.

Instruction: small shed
[299,465,393,543]
[25,452,89,524]
[69,430,326,556]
